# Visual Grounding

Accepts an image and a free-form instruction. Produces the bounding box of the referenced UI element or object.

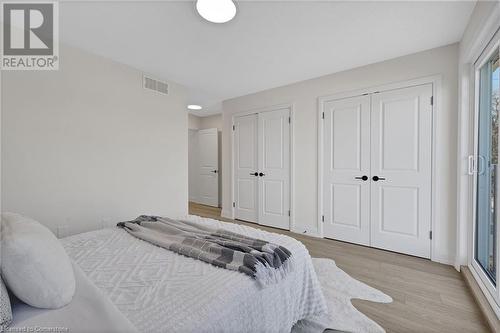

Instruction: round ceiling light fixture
[196,0,237,24]
[187,104,203,110]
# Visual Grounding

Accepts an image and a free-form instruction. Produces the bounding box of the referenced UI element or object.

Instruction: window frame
[470,31,500,315]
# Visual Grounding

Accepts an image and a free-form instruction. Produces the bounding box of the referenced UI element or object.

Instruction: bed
[10,215,327,332]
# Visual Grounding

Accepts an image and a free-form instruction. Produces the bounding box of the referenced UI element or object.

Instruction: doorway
[232,106,292,230]
[320,83,434,258]
[188,127,220,207]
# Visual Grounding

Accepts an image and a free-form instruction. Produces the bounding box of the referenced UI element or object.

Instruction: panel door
[234,114,259,222]
[370,84,432,258]
[258,108,290,229]
[323,95,371,245]
[197,128,219,207]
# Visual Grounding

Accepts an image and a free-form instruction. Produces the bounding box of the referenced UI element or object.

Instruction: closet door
[323,95,371,245]
[234,114,259,222]
[370,84,432,258]
[258,108,290,230]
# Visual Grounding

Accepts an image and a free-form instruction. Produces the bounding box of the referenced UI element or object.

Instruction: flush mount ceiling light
[187,104,203,110]
[196,0,237,24]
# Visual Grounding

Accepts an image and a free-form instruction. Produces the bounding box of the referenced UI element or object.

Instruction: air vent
[143,75,169,95]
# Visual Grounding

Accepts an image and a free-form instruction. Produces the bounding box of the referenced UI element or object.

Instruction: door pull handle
[355,176,368,181]
[211,170,218,173]
[478,155,486,175]
[249,172,258,176]
[468,155,475,175]
[372,176,386,181]
[259,173,265,177]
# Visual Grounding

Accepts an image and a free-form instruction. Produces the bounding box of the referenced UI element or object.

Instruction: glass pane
[476,50,499,284]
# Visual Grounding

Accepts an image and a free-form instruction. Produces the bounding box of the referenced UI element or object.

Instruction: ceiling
[60,1,476,116]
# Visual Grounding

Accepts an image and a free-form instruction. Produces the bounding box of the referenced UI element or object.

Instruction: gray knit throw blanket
[117,216,293,286]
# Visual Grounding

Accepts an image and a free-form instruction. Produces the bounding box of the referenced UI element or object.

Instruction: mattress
[61,215,327,333]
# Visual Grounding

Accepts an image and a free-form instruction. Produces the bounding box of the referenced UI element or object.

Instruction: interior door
[197,128,219,207]
[234,114,259,222]
[323,95,371,245]
[370,84,433,258]
[258,108,290,229]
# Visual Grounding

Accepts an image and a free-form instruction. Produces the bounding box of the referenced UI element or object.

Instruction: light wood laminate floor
[189,202,490,333]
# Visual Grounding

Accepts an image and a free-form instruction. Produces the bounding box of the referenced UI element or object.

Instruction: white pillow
[1,213,75,309]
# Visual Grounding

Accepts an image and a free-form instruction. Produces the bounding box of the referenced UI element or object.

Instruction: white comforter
[10,262,137,333]
[61,215,327,333]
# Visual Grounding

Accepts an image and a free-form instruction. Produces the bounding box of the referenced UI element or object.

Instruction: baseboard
[431,254,454,266]
[220,209,233,219]
[462,266,500,332]
[290,227,321,238]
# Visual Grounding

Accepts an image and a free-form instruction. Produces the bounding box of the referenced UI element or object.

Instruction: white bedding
[10,262,137,333]
[61,215,327,333]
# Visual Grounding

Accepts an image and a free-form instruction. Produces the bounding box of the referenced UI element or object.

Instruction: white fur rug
[293,258,392,333]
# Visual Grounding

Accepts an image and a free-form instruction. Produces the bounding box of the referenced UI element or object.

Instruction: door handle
[355,175,368,181]
[478,155,486,175]
[259,172,265,177]
[468,155,475,175]
[250,172,258,176]
[372,176,386,181]
[211,170,218,173]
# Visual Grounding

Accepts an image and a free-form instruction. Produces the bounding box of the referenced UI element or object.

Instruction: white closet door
[323,95,371,245]
[234,114,259,222]
[370,84,432,258]
[197,128,219,207]
[258,108,290,230]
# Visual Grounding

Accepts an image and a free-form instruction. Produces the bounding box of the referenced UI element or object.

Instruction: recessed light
[196,0,237,24]
[187,105,203,110]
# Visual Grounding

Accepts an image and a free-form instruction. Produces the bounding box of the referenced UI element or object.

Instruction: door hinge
[430,96,434,106]
[429,231,432,240]
[288,210,290,217]
[232,202,235,208]
[288,116,291,124]
[232,125,235,131]
[322,215,325,222]
[322,112,325,119]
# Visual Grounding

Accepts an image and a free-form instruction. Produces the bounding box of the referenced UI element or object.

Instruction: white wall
[188,113,223,131]
[455,1,500,269]
[1,44,188,236]
[199,114,223,131]
[223,44,459,264]
[188,114,201,130]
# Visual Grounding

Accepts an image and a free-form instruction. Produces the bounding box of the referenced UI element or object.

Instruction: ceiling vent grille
[143,75,169,95]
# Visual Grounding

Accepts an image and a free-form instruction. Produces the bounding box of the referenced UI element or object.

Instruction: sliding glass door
[476,50,499,284]
[473,41,500,300]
